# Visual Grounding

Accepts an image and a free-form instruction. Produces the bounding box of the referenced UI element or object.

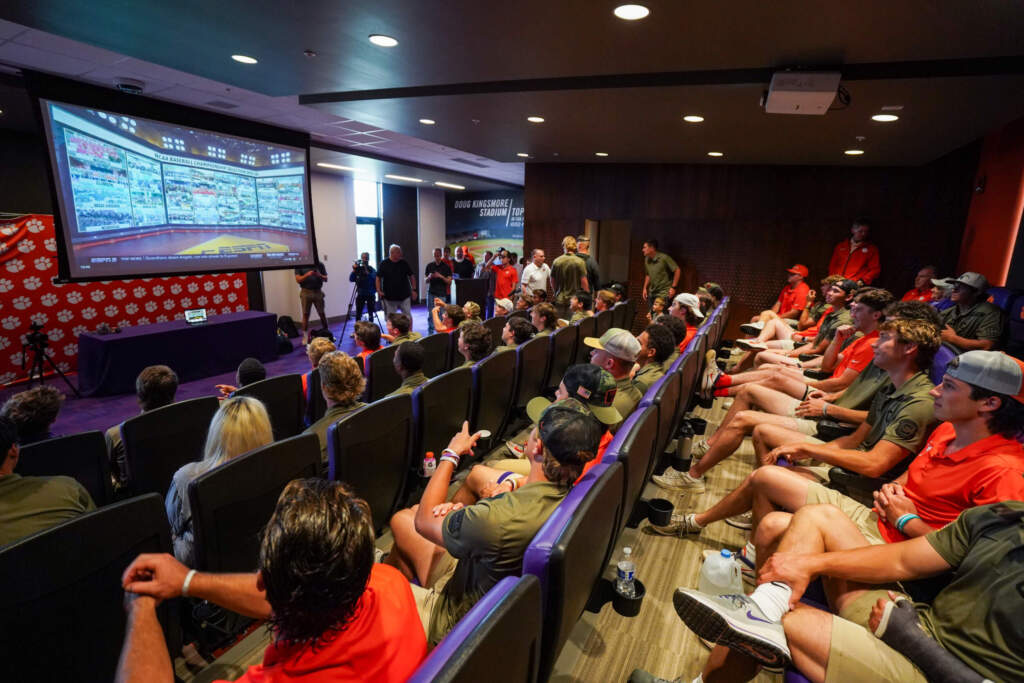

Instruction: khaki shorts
[805,483,885,545]
[777,339,796,351]
[409,551,458,635]
[782,398,822,436]
[488,459,530,477]
[825,601,927,683]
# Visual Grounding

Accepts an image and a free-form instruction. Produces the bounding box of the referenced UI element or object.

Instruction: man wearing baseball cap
[740,265,811,337]
[665,349,1024,681]
[938,272,1005,352]
[586,328,644,428]
[669,292,705,351]
[386,399,602,645]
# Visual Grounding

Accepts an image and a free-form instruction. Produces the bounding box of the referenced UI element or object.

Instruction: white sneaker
[505,440,525,457]
[652,469,706,493]
[735,339,767,352]
[672,589,791,668]
[649,512,703,537]
[726,511,753,530]
[690,439,711,459]
[739,322,765,335]
[699,350,720,399]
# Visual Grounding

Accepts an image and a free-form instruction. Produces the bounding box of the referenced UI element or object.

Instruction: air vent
[205,100,240,110]
[450,157,488,168]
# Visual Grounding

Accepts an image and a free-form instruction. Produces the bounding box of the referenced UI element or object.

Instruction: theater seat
[234,373,305,440]
[417,332,451,378]
[0,493,179,683]
[303,368,327,427]
[509,309,531,321]
[987,286,1015,312]
[930,343,959,385]
[602,405,659,536]
[508,336,550,433]
[366,344,401,401]
[639,365,685,467]
[594,308,614,337]
[188,433,320,573]
[625,298,637,333]
[612,301,628,330]
[121,395,219,496]
[1005,294,1024,360]
[412,367,473,467]
[523,462,624,681]
[408,575,543,683]
[16,430,113,506]
[483,316,506,352]
[471,350,517,450]
[328,395,413,534]
[545,324,578,394]
[573,316,597,365]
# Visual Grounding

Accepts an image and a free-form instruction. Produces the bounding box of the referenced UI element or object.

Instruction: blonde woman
[165,396,274,564]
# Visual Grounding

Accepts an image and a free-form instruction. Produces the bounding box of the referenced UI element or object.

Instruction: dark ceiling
[2,0,1024,165]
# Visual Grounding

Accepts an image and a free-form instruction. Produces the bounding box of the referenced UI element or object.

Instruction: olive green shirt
[387,372,427,397]
[834,362,891,411]
[550,253,587,305]
[534,327,553,337]
[0,474,95,547]
[940,301,1005,350]
[303,401,366,462]
[921,502,1024,683]
[806,299,828,323]
[859,371,935,459]
[644,251,679,299]
[494,344,518,353]
[613,375,644,430]
[569,310,587,323]
[392,331,422,345]
[813,306,853,346]
[633,360,665,394]
[431,480,568,644]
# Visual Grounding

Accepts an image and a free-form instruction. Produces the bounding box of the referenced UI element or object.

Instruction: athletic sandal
[739,322,764,335]
[672,589,791,669]
[726,511,753,530]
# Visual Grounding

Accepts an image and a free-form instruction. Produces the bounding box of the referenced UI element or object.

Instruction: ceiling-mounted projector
[763,71,841,115]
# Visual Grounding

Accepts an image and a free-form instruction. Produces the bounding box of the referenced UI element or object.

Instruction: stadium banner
[0,213,248,386]
[445,190,524,262]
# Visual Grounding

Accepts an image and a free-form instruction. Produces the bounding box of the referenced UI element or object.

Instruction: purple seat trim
[930,345,958,386]
[601,409,647,464]
[784,670,813,683]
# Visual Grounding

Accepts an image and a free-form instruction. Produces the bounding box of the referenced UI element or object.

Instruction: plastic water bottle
[422,451,436,477]
[699,549,744,596]
[615,547,636,598]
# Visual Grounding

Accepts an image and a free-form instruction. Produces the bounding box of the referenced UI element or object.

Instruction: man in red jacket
[829,217,880,285]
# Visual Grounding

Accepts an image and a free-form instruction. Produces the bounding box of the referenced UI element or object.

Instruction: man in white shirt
[520,249,551,298]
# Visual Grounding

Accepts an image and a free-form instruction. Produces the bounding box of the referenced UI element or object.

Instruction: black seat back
[0,494,179,683]
[483,316,506,351]
[545,325,578,393]
[612,301,628,330]
[471,350,517,446]
[625,298,637,333]
[417,332,451,378]
[366,344,401,401]
[304,369,328,427]
[188,433,321,573]
[234,374,305,440]
[328,395,414,533]
[594,308,614,337]
[413,368,474,461]
[508,309,531,321]
[573,316,597,364]
[513,335,550,412]
[17,431,112,506]
[122,396,219,496]
[649,368,684,464]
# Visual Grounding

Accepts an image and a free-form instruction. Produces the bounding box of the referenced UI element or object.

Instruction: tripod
[21,328,81,397]
[339,284,384,340]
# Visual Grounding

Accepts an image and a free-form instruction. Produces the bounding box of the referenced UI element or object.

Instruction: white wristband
[181,569,197,598]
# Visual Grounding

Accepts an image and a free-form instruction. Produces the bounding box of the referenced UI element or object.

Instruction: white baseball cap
[672,292,705,319]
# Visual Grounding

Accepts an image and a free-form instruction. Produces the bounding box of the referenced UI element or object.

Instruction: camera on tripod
[25,321,48,348]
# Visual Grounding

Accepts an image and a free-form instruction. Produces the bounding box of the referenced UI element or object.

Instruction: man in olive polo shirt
[550,236,590,317]
[387,342,428,397]
[641,239,681,305]
[939,271,1005,352]
[495,317,535,352]
[382,313,421,345]
[586,327,644,430]
[633,323,675,393]
[386,400,601,645]
[302,351,367,462]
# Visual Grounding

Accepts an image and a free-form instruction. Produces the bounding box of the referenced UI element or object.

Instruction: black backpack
[277,315,300,338]
[310,327,336,343]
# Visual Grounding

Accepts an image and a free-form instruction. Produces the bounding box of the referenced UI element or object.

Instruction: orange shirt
[877,421,1024,543]
[356,349,373,375]
[225,564,427,683]
[776,281,810,316]
[575,430,615,484]
[830,329,878,379]
[680,324,697,352]
[490,264,519,300]
[901,287,933,303]
[798,305,832,342]
[829,240,880,284]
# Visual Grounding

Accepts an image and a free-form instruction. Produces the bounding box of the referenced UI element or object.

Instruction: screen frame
[24,71,319,283]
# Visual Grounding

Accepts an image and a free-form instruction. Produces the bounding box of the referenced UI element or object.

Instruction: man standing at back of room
[377,244,417,319]
[642,239,681,307]
[551,236,590,318]
[520,249,551,299]
[425,247,452,334]
[577,235,601,293]
[294,258,329,343]
[829,217,881,285]
[452,245,475,279]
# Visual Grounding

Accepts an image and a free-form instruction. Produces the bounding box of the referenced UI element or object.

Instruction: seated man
[632,323,676,393]
[531,302,558,336]
[117,479,426,682]
[901,265,937,302]
[388,342,428,397]
[930,277,956,312]
[656,314,687,366]
[386,403,601,645]
[701,288,892,401]
[493,297,514,316]
[670,292,704,351]
[657,317,937,519]
[354,320,382,374]
[594,289,617,313]
[586,328,644,428]
[215,357,266,398]
[382,312,421,345]
[0,385,63,445]
[106,365,179,485]
[736,275,842,354]
[302,351,367,462]
[567,291,593,322]
[431,302,466,334]
[456,321,492,368]
[0,415,95,546]
[939,271,1004,352]
[531,288,548,307]
[495,316,535,352]
[740,264,810,334]
[462,301,483,325]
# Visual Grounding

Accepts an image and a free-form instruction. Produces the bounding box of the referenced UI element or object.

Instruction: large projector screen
[37,97,317,280]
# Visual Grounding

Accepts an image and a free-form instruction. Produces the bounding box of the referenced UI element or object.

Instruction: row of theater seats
[0,298,648,681]
[986,286,1024,358]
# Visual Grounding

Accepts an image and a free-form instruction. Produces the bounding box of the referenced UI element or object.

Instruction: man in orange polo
[740,265,811,338]
[901,265,936,303]
[829,217,881,285]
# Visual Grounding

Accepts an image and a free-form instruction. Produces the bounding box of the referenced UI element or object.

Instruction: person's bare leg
[753,369,813,401]
[691,410,804,478]
[451,464,503,506]
[751,423,814,466]
[751,510,793,573]
[692,464,809,527]
[702,643,761,683]
[387,506,448,585]
[717,368,777,396]
[781,605,833,683]
[754,350,798,368]
[730,349,756,372]
[755,317,795,344]
[706,385,758,445]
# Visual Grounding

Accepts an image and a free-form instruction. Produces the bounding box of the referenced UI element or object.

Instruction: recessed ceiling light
[231,54,258,64]
[435,181,465,190]
[871,114,899,122]
[595,152,609,157]
[844,149,865,156]
[614,4,650,20]
[707,151,724,157]
[516,153,530,158]
[527,116,545,123]
[419,118,436,125]
[316,162,356,171]
[385,174,423,183]
[683,115,705,123]
[368,34,398,47]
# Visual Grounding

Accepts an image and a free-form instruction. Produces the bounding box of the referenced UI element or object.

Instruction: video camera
[25,321,48,349]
